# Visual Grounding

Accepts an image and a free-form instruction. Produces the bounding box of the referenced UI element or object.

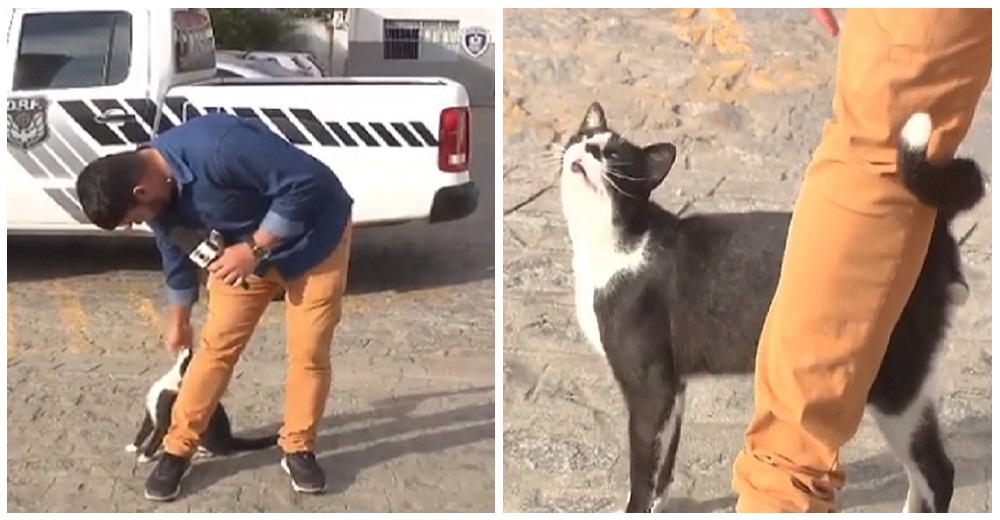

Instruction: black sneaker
[144,453,192,502]
[281,451,326,494]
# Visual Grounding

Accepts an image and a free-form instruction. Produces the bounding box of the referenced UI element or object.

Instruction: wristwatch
[245,237,272,265]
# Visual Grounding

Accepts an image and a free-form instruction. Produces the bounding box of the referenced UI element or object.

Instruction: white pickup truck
[5,8,478,235]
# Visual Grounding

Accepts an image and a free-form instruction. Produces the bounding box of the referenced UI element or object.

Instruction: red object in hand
[810,8,839,37]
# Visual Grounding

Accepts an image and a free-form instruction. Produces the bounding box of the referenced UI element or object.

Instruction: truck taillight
[438,106,469,173]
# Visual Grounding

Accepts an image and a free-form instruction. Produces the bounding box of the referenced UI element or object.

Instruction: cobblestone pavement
[502,8,991,513]
[6,108,496,513]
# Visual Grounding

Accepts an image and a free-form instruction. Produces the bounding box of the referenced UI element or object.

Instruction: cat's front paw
[124,444,138,453]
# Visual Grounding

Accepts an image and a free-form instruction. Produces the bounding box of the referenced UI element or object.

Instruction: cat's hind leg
[869,396,954,513]
[126,410,155,454]
[138,393,177,463]
[138,424,168,463]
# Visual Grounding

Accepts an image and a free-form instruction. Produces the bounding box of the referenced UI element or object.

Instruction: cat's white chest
[559,164,649,356]
[573,258,604,353]
[570,240,648,355]
[146,370,182,415]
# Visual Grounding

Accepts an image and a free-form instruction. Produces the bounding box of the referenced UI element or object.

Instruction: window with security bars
[382,19,460,62]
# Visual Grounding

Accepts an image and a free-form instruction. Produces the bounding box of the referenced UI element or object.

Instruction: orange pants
[732,9,990,512]
[163,222,352,456]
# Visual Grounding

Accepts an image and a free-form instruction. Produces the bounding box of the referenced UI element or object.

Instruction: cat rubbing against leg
[127,348,279,464]
[558,104,981,513]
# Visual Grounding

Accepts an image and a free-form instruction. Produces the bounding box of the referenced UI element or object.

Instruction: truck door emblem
[7,97,49,150]
[459,26,491,59]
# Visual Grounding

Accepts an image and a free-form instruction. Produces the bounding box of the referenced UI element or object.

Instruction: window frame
[12,10,136,92]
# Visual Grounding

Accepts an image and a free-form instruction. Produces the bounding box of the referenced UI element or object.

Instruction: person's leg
[144,273,282,501]
[732,8,991,512]
[278,221,353,493]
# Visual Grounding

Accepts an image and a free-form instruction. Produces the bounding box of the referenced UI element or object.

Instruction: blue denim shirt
[147,113,353,305]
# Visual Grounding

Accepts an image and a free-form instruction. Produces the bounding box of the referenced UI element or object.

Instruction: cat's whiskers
[605,159,635,168]
[605,167,642,182]
[541,144,570,180]
[540,149,566,165]
[600,169,637,199]
[540,158,564,166]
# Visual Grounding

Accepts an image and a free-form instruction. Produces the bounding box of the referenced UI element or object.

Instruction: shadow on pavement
[181,385,495,503]
[7,221,494,294]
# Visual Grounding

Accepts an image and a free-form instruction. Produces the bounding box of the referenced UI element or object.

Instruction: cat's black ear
[644,142,677,190]
[580,101,607,132]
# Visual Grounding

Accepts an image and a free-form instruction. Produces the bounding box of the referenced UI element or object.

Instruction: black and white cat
[558,102,982,513]
[125,348,278,462]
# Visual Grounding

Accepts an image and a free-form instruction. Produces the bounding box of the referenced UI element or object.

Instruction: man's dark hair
[75,150,144,230]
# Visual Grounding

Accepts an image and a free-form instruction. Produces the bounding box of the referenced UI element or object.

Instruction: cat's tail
[226,434,279,452]
[898,112,985,215]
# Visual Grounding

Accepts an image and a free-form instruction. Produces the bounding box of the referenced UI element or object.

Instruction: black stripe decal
[347,122,379,147]
[325,122,357,147]
[261,109,310,145]
[50,121,99,163]
[232,107,263,123]
[125,98,174,133]
[124,98,155,128]
[158,98,184,125]
[368,122,401,147]
[91,99,150,144]
[45,188,88,223]
[390,122,423,147]
[410,122,438,146]
[59,101,124,146]
[290,109,339,146]
[165,97,200,122]
[183,104,203,121]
